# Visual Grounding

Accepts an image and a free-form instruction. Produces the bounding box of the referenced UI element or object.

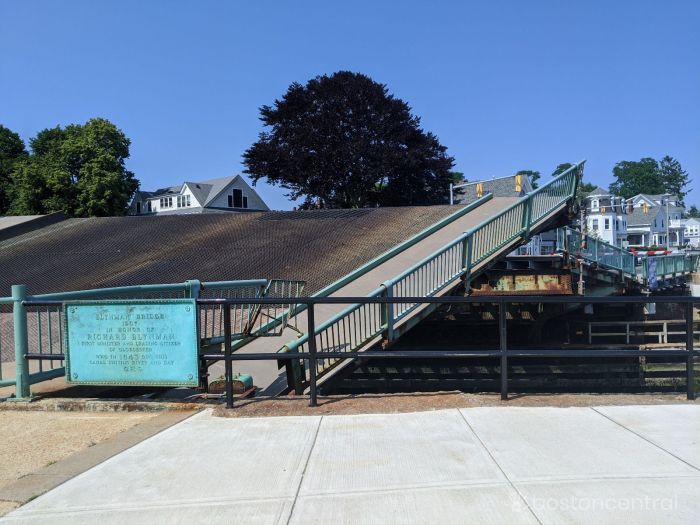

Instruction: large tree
[608,156,691,202]
[0,125,28,214]
[687,205,700,219]
[243,71,455,208]
[658,155,690,205]
[608,158,663,198]
[8,118,139,217]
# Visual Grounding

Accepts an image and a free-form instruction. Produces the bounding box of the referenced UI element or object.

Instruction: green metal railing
[556,227,699,285]
[556,227,636,276]
[641,254,699,284]
[283,161,584,380]
[0,278,307,399]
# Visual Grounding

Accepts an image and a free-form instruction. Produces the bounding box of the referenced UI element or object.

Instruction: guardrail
[198,294,698,408]
[556,228,699,286]
[1,278,306,399]
[641,254,699,285]
[283,161,584,383]
[557,227,636,275]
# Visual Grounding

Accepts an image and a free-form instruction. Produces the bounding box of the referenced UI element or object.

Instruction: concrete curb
[0,399,208,413]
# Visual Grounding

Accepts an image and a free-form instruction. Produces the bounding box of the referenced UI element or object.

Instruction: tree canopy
[516,170,540,189]
[552,163,573,177]
[687,205,700,219]
[609,156,691,204]
[0,125,28,214]
[7,118,139,217]
[243,71,455,208]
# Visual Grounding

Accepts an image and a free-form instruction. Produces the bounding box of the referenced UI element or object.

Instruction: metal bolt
[185,306,191,312]
[73,373,78,379]
[187,374,193,380]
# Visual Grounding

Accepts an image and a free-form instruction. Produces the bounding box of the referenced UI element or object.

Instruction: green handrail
[557,227,636,276]
[0,279,269,398]
[283,161,585,381]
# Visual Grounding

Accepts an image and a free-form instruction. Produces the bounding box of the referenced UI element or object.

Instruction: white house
[682,218,700,248]
[129,175,269,215]
[627,193,685,248]
[583,187,628,247]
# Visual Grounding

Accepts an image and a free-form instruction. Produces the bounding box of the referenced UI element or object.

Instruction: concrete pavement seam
[590,407,700,473]
[286,415,323,525]
[457,409,543,525]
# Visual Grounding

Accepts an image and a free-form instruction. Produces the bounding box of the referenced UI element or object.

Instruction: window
[591,199,599,210]
[147,201,152,212]
[592,219,599,231]
[136,202,141,214]
[159,197,173,209]
[243,196,248,209]
[604,218,610,230]
[233,189,243,208]
[177,195,191,208]
[227,195,233,207]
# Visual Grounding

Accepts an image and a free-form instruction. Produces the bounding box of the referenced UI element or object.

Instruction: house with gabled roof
[583,186,628,247]
[129,175,269,215]
[627,193,685,248]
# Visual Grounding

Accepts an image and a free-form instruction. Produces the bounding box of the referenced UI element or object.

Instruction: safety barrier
[283,161,584,381]
[0,278,304,399]
[199,294,698,408]
[557,227,635,275]
[556,227,699,285]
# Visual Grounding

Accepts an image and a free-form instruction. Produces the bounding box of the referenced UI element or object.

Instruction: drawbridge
[556,227,699,291]
[218,162,585,394]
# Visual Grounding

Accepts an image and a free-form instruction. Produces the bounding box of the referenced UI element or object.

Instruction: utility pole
[666,194,670,249]
[578,194,587,296]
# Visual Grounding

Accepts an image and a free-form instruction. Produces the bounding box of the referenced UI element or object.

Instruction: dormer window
[591,199,599,210]
[228,189,244,208]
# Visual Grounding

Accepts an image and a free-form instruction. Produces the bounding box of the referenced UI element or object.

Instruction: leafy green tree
[0,125,28,214]
[576,181,597,206]
[243,71,455,208]
[449,171,466,184]
[658,155,690,205]
[608,158,663,198]
[608,156,691,202]
[516,170,540,189]
[8,118,139,217]
[687,205,700,218]
[552,163,573,177]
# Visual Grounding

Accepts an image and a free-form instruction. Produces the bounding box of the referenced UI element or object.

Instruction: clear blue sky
[1,0,698,209]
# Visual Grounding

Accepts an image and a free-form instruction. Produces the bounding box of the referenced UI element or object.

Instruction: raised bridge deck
[219,162,584,393]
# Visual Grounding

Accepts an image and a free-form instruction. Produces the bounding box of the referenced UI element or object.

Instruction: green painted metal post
[381,285,394,342]
[12,285,31,399]
[184,279,201,299]
[462,235,473,292]
[521,195,533,239]
[185,280,205,391]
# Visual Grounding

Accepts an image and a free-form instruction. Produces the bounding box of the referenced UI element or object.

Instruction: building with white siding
[129,175,269,215]
[583,187,628,247]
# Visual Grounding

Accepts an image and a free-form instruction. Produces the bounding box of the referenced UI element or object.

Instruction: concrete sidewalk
[2,405,699,524]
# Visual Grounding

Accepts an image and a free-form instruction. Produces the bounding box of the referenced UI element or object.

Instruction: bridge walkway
[217,196,517,393]
[219,162,585,394]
